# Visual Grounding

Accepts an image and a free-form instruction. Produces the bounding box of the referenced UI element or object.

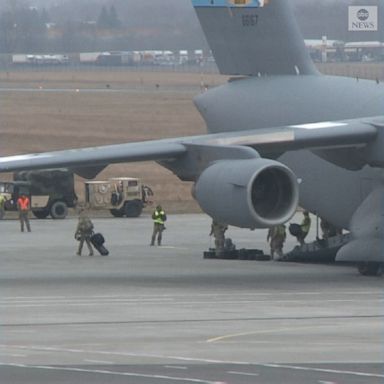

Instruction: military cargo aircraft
[1,0,384,275]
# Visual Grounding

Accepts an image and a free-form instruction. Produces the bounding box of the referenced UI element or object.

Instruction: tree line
[0,0,382,54]
[0,0,206,54]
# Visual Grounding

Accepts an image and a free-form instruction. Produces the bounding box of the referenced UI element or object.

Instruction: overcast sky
[1,0,350,7]
[0,0,379,46]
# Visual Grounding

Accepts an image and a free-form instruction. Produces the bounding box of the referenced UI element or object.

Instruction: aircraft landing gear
[357,262,383,276]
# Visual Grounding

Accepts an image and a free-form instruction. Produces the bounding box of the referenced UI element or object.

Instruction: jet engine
[193,158,299,229]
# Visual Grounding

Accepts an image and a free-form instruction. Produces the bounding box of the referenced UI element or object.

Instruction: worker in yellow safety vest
[150,205,167,246]
[297,211,311,245]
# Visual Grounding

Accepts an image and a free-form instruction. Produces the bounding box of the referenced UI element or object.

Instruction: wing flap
[0,117,379,174]
[207,119,378,154]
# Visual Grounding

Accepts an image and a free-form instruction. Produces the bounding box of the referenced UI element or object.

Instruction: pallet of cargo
[203,249,238,260]
[238,249,270,261]
[203,248,269,261]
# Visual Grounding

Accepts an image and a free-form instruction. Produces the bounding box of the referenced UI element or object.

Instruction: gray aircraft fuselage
[195,75,384,229]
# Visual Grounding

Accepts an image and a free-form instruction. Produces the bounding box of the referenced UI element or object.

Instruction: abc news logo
[349,6,378,31]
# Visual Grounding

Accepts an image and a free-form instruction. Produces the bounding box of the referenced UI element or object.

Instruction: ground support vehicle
[85,177,153,218]
[0,169,77,219]
[0,181,29,218]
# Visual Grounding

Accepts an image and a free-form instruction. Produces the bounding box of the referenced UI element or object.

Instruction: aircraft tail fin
[192,0,318,76]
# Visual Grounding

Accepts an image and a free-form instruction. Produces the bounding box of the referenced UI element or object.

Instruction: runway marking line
[206,323,368,343]
[83,359,115,365]
[0,363,217,384]
[154,246,189,250]
[2,345,383,379]
[227,371,260,377]
[263,363,384,378]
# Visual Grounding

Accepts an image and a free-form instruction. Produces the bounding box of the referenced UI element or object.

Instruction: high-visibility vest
[17,197,30,211]
[153,210,165,225]
[301,217,311,233]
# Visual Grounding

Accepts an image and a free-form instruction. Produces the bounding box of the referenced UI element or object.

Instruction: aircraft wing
[201,118,380,153]
[0,117,380,175]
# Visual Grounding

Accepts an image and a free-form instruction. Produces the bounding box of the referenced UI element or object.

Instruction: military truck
[0,181,30,218]
[1,169,78,219]
[84,177,153,218]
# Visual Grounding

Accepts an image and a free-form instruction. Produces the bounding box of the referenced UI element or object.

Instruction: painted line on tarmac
[3,346,383,379]
[153,246,189,250]
[83,359,115,365]
[263,363,384,378]
[0,363,218,383]
[165,365,188,370]
[206,323,360,343]
[227,371,259,377]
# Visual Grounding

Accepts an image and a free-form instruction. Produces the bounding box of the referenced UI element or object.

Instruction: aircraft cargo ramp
[283,233,352,263]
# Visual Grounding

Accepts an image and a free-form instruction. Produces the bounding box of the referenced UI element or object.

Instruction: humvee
[85,177,153,217]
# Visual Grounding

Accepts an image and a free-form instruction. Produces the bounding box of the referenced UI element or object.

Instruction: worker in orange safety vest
[17,194,31,232]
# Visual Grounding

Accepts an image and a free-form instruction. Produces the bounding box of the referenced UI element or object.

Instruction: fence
[0,53,383,81]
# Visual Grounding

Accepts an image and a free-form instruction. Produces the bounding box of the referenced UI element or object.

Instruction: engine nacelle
[193,158,299,228]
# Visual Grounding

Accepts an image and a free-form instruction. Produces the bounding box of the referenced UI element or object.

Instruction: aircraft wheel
[357,262,383,276]
[33,209,49,219]
[50,201,68,219]
[124,200,143,218]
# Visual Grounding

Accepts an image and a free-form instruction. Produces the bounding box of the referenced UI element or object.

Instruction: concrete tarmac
[0,213,383,383]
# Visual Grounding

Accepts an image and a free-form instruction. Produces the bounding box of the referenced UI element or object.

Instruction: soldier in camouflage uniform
[210,220,228,256]
[75,209,94,256]
[267,224,286,260]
